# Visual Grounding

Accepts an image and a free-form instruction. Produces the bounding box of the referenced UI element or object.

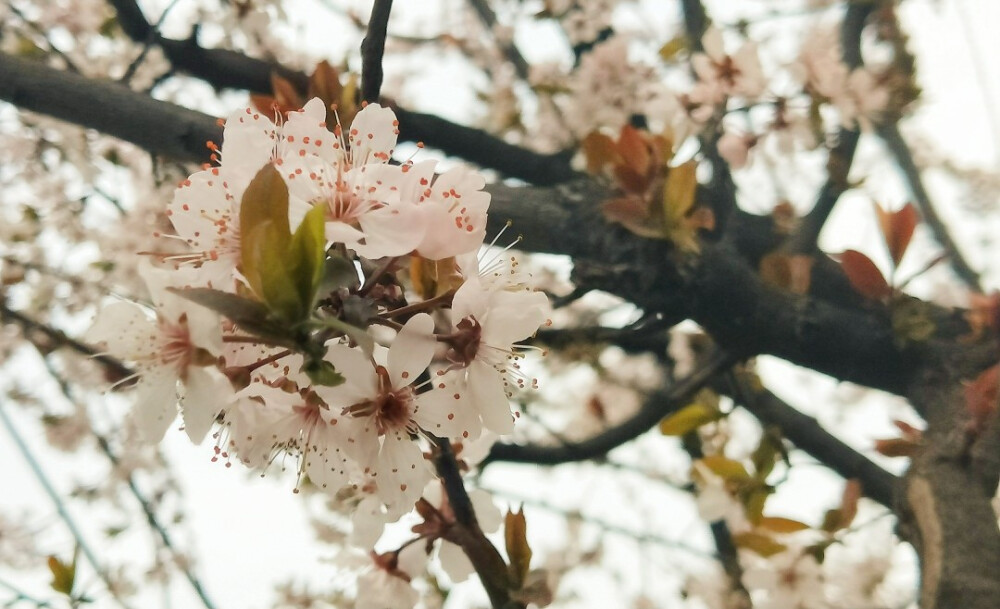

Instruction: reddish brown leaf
[839,250,891,301]
[874,437,921,458]
[601,196,664,239]
[757,516,812,534]
[616,125,651,180]
[839,480,861,529]
[580,132,621,175]
[874,202,919,267]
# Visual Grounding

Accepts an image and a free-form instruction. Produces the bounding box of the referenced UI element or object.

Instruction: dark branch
[485,350,738,465]
[1,50,924,396]
[723,372,898,508]
[433,437,520,609]
[106,0,577,185]
[360,0,393,105]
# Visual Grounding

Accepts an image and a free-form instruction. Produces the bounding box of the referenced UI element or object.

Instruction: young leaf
[580,132,622,175]
[733,532,786,557]
[240,164,292,307]
[662,160,701,251]
[874,202,919,267]
[757,516,812,534]
[839,250,891,301]
[659,402,724,436]
[697,456,751,482]
[658,35,688,62]
[47,552,76,597]
[287,203,328,313]
[505,508,533,590]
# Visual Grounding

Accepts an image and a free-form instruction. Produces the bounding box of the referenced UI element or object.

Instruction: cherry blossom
[316,314,473,507]
[434,256,551,435]
[86,265,228,442]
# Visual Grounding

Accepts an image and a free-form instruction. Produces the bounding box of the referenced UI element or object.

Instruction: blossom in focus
[316,314,472,507]
[434,255,551,435]
[86,265,228,442]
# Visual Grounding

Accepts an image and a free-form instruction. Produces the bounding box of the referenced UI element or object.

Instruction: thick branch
[898,365,1000,609]
[106,0,577,185]
[1,51,923,396]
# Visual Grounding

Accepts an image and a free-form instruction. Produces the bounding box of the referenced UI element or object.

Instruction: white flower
[87,265,228,443]
[400,160,491,260]
[742,550,824,609]
[433,256,551,435]
[692,27,766,103]
[223,383,352,494]
[316,314,472,507]
[355,543,427,609]
[282,102,429,258]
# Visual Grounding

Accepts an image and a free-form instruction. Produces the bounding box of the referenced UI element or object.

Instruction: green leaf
[658,35,688,62]
[751,426,785,480]
[287,203,328,312]
[47,550,77,596]
[659,400,723,436]
[301,358,345,387]
[662,160,700,251]
[239,164,315,322]
[505,508,532,590]
[321,253,361,294]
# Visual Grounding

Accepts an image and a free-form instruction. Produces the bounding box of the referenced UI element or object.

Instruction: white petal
[318,344,377,405]
[349,104,399,165]
[353,201,427,258]
[375,431,431,508]
[387,313,435,388]
[349,496,389,548]
[134,365,180,442]
[413,387,480,440]
[439,540,475,582]
[469,361,514,435]
[468,489,502,533]
[180,367,230,443]
[86,301,158,360]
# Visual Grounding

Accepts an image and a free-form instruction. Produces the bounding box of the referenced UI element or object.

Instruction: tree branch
[360,0,393,105]
[485,350,738,466]
[432,437,521,609]
[784,2,874,254]
[876,121,982,291]
[466,0,530,81]
[0,50,925,396]
[723,371,898,508]
[105,0,578,185]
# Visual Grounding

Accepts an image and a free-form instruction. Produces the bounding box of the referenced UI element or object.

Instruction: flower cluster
[88,99,551,518]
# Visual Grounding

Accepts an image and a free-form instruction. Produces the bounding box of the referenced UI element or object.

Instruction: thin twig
[485,349,739,466]
[466,0,530,81]
[0,401,136,609]
[0,299,133,381]
[479,486,718,560]
[360,0,393,105]
[876,121,982,291]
